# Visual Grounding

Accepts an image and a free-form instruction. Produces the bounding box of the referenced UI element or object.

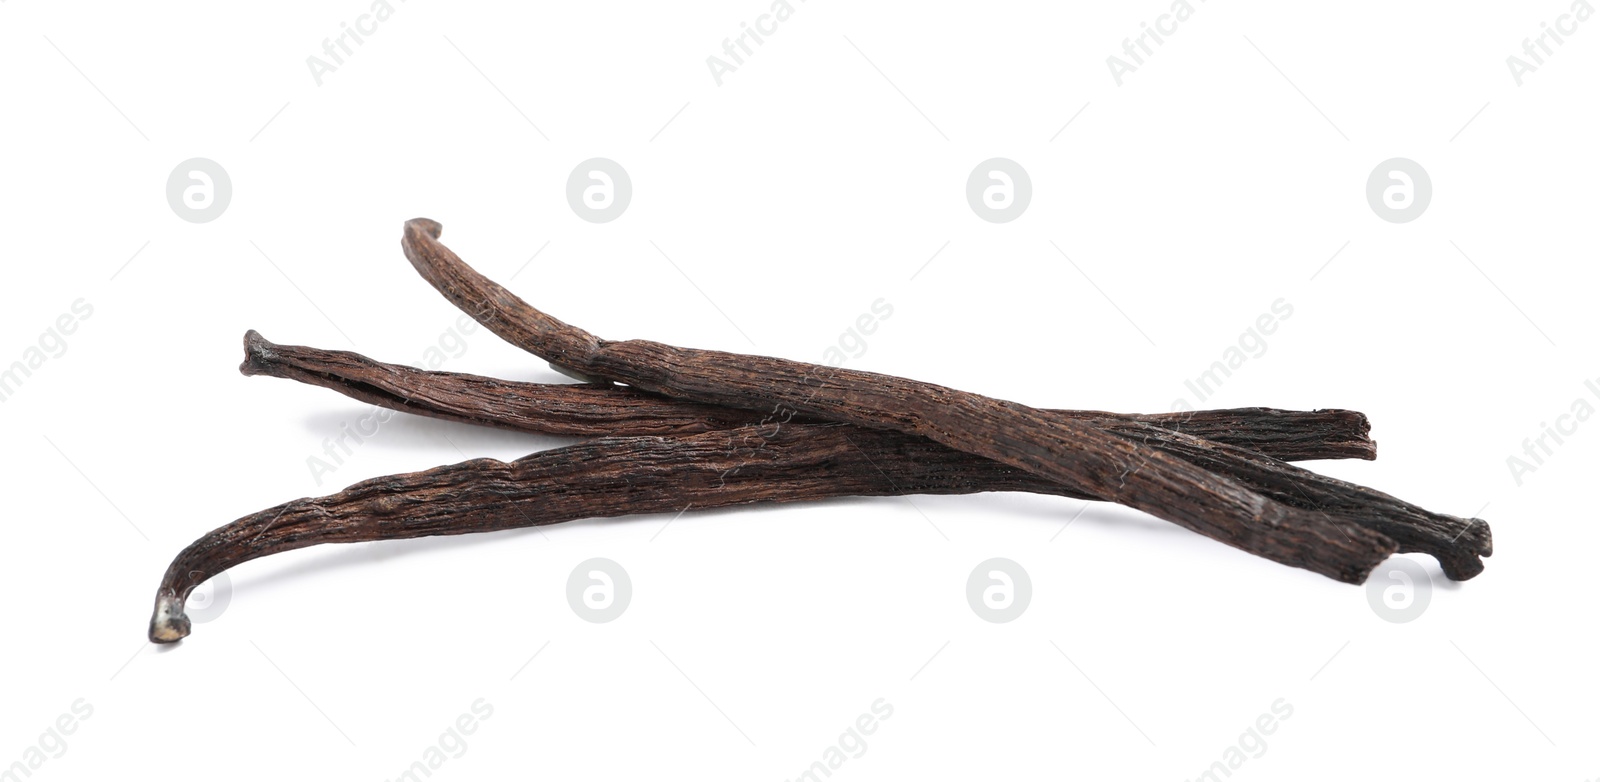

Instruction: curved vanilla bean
[148,422,1395,643]
[239,330,1375,461]
[240,333,1490,577]
[399,219,1399,584]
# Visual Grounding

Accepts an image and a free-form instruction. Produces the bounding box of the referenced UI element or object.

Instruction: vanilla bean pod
[148,420,1400,643]
[240,332,1490,578]
[239,330,1376,461]
[398,218,1444,583]
[145,219,1490,641]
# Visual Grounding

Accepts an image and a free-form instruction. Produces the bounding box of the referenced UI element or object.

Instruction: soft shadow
[927,492,1187,537]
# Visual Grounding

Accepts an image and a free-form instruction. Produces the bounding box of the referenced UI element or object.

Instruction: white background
[2,1,1597,779]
